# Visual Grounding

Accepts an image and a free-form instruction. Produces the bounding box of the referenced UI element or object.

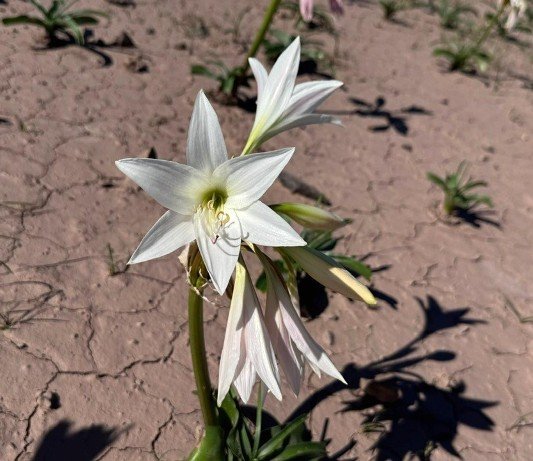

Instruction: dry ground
[1,0,532,459]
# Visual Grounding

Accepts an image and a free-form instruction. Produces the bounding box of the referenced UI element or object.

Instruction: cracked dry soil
[1,0,532,460]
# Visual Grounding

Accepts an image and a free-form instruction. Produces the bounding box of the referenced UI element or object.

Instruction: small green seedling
[263,29,334,72]
[433,40,491,72]
[427,162,493,216]
[436,0,477,30]
[191,61,246,97]
[379,0,412,20]
[2,0,107,45]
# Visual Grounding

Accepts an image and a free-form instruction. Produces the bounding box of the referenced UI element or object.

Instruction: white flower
[217,258,281,405]
[244,37,343,153]
[499,0,527,30]
[116,91,305,295]
[262,254,346,395]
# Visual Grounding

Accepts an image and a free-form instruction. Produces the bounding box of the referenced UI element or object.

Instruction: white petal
[115,158,206,215]
[266,113,342,140]
[233,357,256,403]
[194,211,241,295]
[216,148,295,210]
[253,37,300,133]
[237,201,305,247]
[270,267,346,384]
[283,80,343,120]
[187,91,228,173]
[128,211,194,264]
[241,266,282,401]
[265,290,302,395]
[249,58,268,106]
[217,265,246,405]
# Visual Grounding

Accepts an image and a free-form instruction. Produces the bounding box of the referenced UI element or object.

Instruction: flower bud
[271,203,349,231]
[281,246,376,306]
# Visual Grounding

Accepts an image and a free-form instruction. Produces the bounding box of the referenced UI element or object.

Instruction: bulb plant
[435,0,477,30]
[379,0,413,21]
[433,0,528,73]
[427,162,493,216]
[2,0,107,45]
[116,38,376,459]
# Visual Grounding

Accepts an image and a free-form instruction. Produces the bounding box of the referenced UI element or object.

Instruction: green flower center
[198,188,230,244]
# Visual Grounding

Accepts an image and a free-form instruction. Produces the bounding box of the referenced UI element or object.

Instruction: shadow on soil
[283,295,496,459]
[325,96,433,136]
[30,420,125,461]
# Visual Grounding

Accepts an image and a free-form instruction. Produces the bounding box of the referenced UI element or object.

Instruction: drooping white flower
[261,253,347,395]
[244,37,343,153]
[505,0,527,30]
[217,258,281,405]
[116,91,305,295]
[300,0,344,22]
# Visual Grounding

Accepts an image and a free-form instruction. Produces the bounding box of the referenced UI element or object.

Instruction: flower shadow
[30,419,127,461]
[286,295,496,459]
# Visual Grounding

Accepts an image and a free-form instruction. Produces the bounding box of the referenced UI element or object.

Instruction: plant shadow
[324,96,432,136]
[286,295,496,459]
[454,208,501,229]
[30,420,126,461]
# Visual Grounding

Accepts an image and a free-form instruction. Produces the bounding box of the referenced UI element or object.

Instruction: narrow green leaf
[2,15,45,27]
[257,414,308,460]
[271,442,327,461]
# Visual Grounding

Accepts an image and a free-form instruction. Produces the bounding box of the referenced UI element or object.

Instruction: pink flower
[299,0,344,22]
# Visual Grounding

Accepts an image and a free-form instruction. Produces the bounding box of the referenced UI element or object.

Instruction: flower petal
[217,263,246,405]
[300,0,314,21]
[233,357,256,403]
[115,158,206,215]
[194,210,241,295]
[283,80,343,121]
[216,148,295,210]
[187,91,228,173]
[266,113,342,141]
[249,58,268,106]
[128,211,194,264]
[253,37,300,134]
[237,201,305,247]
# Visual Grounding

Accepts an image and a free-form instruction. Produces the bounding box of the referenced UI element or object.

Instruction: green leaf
[331,255,372,281]
[29,0,49,16]
[2,15,45,27]
[191,64,219,80]
[426,172,446,189]
[257,414,308,460]
[70,15,100,25]
[221,74,236,95]
[60,15,84,44]
[271,442,327,460]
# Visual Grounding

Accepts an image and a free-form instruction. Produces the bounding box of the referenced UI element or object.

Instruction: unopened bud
[271,203,349,231]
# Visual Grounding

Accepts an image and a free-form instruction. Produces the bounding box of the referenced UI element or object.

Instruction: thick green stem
[252,382,267,456]
[189,287,217,426]
[240,0,282,74]
[187,286,224,460]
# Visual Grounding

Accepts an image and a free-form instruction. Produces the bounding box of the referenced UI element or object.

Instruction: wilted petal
[237,201,305,247]
[329,0,344,15]
[282,246,376,305]
[254,38,300,133]
[194,211,241,295]
[115,158,207,215]
[128,211,194,264]
[217,263,246,405]
[233,357,256,403]
[187,91,228,173]
[249,58,269,105]
[216,148,295,209]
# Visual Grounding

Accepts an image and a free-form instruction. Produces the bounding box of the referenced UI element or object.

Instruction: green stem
[189,287,218,426]
[473,2,506,50]
[240,0,282,74]
[187,286,224,460]
[252,382,267,456]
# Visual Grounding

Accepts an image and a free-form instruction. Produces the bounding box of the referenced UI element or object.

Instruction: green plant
[191,61,246,96]
[427,162,493,215]
[2,0,107,45]
[379,0,411,20]
[436,0,477,30]
[433,40,491,72]
[219,390,326,460]
[263,29,334,72]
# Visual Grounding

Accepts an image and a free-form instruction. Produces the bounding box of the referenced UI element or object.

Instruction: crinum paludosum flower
[299,0,344,22]
[217,258,282,404]
[260,250,347,396]
[116,91,305,295]
[499,0,527,30]
[244,37,343,153]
